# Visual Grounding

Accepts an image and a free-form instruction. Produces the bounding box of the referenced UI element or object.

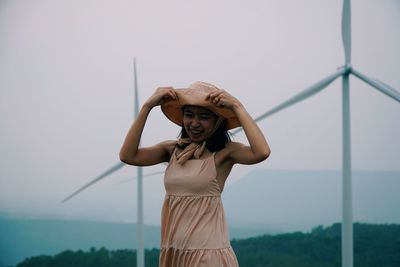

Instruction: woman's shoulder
[159,139,178,155]
[215,141,245,164]
[224,141,246,151]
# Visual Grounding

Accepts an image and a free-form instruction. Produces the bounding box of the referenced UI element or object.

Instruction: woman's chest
[164,159,220,195]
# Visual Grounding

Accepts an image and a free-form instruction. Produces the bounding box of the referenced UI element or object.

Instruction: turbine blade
[113,170,165,186]
[352,68,400,102]
[231,68,345,135]
[134,58,140,118]
[62,162,125,203]
[342,0,351,64]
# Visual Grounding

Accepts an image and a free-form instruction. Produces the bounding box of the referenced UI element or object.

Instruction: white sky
[0,0,399,225]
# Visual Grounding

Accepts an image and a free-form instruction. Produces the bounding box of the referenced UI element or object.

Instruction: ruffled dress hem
[159,246,238,267]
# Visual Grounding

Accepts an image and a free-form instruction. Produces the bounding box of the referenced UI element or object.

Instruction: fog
[0,0,399,225]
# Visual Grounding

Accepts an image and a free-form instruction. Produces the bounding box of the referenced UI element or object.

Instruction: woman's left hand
[208,87,270,165]
[206,89,241,110]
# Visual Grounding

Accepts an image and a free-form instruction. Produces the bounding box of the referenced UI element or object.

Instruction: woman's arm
[119,87,177,166]
[208,90,271,165]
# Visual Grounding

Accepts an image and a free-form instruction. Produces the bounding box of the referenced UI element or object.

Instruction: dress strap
[170,145,179,161]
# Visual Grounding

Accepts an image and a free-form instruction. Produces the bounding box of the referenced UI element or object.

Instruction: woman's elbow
[119,151,134,165]
[258,148,271,162]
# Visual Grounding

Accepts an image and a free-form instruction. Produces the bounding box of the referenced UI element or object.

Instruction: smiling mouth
[189,129,203,135]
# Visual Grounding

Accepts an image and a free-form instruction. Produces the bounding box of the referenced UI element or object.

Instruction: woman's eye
[200,115,211,120]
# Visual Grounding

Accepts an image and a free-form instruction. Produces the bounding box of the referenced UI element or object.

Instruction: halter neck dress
[159,148,239,267]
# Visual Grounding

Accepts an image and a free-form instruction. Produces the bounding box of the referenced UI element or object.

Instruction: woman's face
[183,106,218,142]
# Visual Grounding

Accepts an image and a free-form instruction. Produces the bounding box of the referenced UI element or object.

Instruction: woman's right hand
[144,87,178,109]
[120,86,178,166]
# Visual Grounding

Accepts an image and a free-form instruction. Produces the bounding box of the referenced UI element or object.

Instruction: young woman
[120,81,270,267]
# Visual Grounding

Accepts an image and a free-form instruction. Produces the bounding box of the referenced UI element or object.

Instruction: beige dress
[159,149,239,267]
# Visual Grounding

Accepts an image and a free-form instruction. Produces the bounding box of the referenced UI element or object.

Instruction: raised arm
[119,87,178,166]
[207,90,271,165]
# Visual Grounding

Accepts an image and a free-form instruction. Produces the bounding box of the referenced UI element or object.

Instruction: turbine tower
[133,57,145,267]
[231,0,399,266]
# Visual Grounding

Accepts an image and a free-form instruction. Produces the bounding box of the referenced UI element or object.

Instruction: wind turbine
[62,58,149,267]
[230,0,399,266]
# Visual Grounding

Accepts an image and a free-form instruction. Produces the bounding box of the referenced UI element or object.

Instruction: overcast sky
[0,0,399,225]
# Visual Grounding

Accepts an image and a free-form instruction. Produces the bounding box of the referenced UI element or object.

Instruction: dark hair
[179,119,231,152]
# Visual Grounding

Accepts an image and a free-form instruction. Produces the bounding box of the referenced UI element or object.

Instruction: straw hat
[161,81,241,130]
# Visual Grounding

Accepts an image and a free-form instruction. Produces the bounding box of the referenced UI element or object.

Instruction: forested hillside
[15,223,400,267]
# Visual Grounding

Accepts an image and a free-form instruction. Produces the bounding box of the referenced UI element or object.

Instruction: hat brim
[161,88,241,130]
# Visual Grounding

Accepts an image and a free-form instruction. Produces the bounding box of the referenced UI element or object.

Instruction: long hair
[179,119,231,152]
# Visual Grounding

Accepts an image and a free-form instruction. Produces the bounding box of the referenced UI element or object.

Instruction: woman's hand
[206,89,241,110]
[207,88,270,166]
[120,86,177,166]
[144,87,178,109]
